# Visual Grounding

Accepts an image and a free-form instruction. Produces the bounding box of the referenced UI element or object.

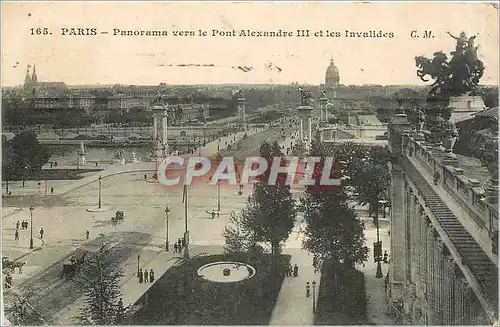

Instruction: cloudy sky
[2,2,498,86]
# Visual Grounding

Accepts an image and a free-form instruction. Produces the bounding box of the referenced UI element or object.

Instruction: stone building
[387,111,498,324]
[325,58,340,87]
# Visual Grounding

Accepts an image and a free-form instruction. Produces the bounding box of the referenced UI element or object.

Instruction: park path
[270,219,320,325]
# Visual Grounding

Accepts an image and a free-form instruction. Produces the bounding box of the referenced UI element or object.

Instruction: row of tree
[223,139,391,273]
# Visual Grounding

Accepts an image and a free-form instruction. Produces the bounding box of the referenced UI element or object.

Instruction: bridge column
[162,111,168,155]
[153,115,158,141]
[308,116,312,144]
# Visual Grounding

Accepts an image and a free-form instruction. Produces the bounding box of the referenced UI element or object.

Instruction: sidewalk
[53,244,224,324]
[270,223,320,325]
[357,210,395,325]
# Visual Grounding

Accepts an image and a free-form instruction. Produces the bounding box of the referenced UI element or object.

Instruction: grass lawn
[130,253,290,325]
[315,262,367,325]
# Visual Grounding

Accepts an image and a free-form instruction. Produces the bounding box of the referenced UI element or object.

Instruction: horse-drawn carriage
[61,249,88,278]
[3,257,27,274]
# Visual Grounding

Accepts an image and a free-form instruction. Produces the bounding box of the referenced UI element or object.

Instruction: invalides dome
[325,58,340,87]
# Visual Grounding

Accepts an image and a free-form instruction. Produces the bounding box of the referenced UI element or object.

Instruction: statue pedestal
[448,95,486,123]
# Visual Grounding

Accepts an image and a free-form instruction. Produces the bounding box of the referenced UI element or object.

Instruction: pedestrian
[15,229,19,241]
[117,298,124,322]
[293,264,299,277]
[149,269,155,283]
[144,174,147,181]
[95,162,98,167]
[177,238,182,249]
[286,263,292,277]
[16,221,20,230]
[383,250,388,263]
[305,282,311,297]
[144,269,149,283]
[39,227,44,240]
[138,269,144,283]
[86,230,90,240]
[173,243,178,253]
[313,256,319,273]
[211,210,216,219]
[181,237,186,248]
[50,187,54,194]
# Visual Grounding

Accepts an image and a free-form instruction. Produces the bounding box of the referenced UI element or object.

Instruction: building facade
[387,112,498,325]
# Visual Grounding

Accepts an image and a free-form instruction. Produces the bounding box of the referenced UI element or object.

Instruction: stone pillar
[389,160,407,295]
[153,115,158,140]
[443,255,455,325]
[409,190,417,283]
[426,223,436,323]
[237,96,247,131]
[308,117,312,144]
[162,111,168,156]
[434,236,444,324]
[453,268,464,324]
[405,184,413,284]
[319,97,328,122]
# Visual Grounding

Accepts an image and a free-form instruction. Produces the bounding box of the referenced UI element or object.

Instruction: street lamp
[98,175,102,209]
[312,280,317,313]
[165,207,170,251]
[137,254,141,277]
[29,206,34,249]
[375,200,383,278]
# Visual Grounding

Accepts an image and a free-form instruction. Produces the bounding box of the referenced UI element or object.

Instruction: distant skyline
[2,2,498,87]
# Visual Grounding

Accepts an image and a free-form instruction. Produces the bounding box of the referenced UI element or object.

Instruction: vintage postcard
[1,1,498,326]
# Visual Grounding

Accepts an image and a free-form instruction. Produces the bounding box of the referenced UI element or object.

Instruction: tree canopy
[74,242,123,325]
[2,131,50,181]
[223,141,297,265]
[300,140,369,269]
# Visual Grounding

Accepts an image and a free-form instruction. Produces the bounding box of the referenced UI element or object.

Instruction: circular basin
[197,261,256,283]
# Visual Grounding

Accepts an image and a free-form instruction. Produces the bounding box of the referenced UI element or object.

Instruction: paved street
[1,120,300,324]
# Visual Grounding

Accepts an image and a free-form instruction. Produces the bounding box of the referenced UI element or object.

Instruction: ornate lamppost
[29,205,34,249]
[165,206,170,251]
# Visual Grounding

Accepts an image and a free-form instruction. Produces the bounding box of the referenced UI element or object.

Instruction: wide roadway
[1,125,296,322]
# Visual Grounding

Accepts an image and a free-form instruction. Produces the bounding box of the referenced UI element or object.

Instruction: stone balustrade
[404,132,498,250]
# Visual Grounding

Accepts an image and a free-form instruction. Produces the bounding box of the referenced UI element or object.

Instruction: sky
[1,2,499,86]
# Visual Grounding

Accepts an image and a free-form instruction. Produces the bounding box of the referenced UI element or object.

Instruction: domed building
[325,58,340,87]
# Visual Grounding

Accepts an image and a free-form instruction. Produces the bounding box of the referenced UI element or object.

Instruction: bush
[315,261,367,325]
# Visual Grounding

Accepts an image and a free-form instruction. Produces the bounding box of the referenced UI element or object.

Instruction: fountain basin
[197,261,256,283]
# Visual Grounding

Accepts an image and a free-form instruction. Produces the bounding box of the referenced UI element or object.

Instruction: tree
[223,141,296,272]
[300,140,369,274]
[74,242,123,325]
[3,131,50,183]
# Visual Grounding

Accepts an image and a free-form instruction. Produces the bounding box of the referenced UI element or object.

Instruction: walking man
[173,243,178,253]
[383,250,389,263]
[293,264,299,277]
[39,227,44,240]
[177,238,182,249]
[149,269,155,283]
[144,269,149,283]
[16,221,20,230]
[305,282,311,297]
[86,230,90,240]
[138,269,144,283]
[15,229,19,241]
